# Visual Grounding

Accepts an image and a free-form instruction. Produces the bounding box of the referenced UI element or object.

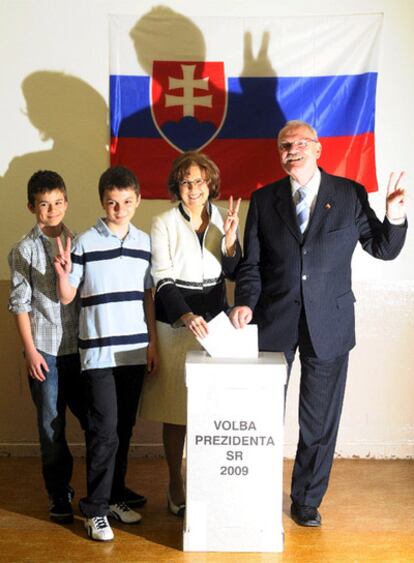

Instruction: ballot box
[183,351,287,553]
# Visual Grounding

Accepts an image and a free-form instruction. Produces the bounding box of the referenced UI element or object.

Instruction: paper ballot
[196,312,258,358]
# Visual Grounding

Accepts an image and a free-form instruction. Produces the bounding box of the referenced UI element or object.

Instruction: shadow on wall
[0,70,163,451]
[0,71,108,270]
[112,5,286,199]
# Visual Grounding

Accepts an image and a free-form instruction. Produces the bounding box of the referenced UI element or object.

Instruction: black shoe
[118,487,147,508]
[290,502,321,527]
[49,489,74,523]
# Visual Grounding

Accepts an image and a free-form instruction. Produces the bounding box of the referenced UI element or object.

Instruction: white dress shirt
[290,167,321,217]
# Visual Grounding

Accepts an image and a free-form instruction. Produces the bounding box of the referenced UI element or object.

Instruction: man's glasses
[278,138,319,152]
[179,178,206,189]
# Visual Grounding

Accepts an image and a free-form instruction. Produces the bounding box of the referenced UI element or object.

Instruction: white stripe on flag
[110,13,382,77]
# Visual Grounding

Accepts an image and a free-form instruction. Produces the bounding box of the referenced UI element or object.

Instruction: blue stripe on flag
[110,73,377,139]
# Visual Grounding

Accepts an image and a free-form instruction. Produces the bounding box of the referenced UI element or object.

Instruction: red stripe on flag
[319,132,378,193]
[110,138,177,199]
[110,132,377,199]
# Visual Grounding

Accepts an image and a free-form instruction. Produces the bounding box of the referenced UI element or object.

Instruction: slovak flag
[110,10,382,198]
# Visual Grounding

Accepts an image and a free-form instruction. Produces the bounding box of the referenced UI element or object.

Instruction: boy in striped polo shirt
[55,166,158,541]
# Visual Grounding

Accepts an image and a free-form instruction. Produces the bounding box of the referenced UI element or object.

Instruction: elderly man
[230,120,407,527]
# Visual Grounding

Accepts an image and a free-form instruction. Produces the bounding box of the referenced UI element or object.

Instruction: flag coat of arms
[110,11,382,199]
[151,60,227,152]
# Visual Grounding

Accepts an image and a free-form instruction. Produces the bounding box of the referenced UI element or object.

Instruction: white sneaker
[84,516,114,541]
[108,502,142,524]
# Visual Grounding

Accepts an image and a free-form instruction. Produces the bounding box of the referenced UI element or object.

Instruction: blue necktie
[296,187,310,234]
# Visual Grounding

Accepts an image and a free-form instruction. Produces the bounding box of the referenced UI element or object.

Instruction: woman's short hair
[168,151,220,201]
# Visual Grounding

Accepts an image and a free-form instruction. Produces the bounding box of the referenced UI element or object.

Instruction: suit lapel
[305,171,336,243]
[273,177,302,242]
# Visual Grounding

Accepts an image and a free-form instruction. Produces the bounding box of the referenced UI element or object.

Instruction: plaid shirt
[8,224,79,356]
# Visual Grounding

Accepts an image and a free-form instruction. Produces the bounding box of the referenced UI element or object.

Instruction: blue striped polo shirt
[69,218,152,370]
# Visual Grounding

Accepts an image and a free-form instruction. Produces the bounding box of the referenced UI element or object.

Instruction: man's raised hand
[386,171,406,221]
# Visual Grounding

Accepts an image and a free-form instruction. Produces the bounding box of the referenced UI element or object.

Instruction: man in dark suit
[230,120,407,527]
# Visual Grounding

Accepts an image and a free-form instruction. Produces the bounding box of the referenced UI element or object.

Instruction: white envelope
[196,311,258,358]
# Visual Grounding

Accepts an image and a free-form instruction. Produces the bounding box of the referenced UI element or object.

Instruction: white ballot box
[184,351,287,553]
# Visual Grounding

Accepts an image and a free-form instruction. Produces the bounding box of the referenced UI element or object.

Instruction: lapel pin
[325,203,331,209]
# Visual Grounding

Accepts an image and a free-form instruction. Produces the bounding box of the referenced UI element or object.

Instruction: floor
[0,458,412,562]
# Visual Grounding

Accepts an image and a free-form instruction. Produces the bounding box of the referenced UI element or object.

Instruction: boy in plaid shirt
[8,170,84,523]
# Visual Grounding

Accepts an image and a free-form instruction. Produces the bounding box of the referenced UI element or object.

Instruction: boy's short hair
[168,151,220,201]
[98,166,140,202]
[27,170,67,206]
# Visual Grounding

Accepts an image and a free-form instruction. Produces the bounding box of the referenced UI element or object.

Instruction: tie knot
[298,186,308,202]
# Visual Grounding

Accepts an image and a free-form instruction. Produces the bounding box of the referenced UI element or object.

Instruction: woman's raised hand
[224,196,241,255]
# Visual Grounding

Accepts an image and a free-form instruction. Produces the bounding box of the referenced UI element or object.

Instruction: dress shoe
[167,493,185,517]
[291,502,321,527]
[118,487,147,508]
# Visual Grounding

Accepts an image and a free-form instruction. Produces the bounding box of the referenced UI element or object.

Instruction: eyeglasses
[278,138,319,152]
[179,178,206,189]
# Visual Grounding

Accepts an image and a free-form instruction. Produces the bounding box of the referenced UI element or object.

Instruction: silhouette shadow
[112,6,286,200]
[0,71,108,261]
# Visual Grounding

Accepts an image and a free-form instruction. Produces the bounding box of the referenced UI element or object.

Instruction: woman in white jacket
[140,152,241,515]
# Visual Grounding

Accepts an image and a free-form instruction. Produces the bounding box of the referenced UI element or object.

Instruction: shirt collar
[31,223,73,240]
[95,217,138,240]
[178,201,212,222]
[290,167,321,198]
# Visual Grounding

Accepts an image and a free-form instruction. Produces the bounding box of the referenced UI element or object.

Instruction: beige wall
[0,280,163,456]
[1,0,413,458]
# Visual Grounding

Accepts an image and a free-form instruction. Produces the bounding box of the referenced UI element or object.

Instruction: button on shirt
[8,224,79,356]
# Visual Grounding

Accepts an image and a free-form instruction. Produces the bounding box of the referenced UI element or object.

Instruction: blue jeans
[29,351,85,498]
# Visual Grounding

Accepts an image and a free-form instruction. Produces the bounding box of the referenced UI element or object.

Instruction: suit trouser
[79,365,145,518]
[285,313,349,508]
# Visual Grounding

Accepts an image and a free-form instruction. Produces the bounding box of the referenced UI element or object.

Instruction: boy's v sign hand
[54,235,72,277]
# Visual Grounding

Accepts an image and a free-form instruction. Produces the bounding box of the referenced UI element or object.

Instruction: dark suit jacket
[235,170,407,360]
